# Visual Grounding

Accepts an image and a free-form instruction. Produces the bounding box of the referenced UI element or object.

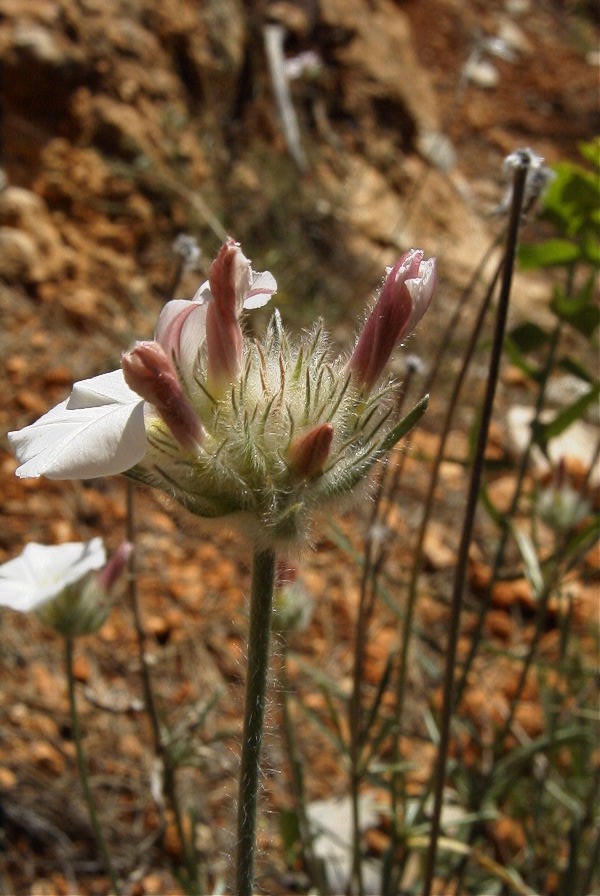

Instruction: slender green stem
[421,156,530,896]
[65,636,122,895]
[278,637,326,892]
[453,317,562,709]
[347,365,420,896]
[125,481,201,893]
[126,482,162,749]
[387,254,503,892]
[235,547,277,896]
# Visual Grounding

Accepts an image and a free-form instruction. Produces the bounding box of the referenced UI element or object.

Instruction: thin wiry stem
[387,254,503,892]
[347,364,418,896]
[236,547,277,896]
[125,482,201,892]
[278,636,326,892]
[453,317,562,709]
[65,636,122,895]
[421,154,531,896]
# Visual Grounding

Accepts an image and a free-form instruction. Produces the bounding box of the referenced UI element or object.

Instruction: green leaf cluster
[507,140,599,456]
[519,137,600,273]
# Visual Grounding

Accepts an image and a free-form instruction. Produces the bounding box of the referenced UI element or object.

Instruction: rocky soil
[0,0,598,893]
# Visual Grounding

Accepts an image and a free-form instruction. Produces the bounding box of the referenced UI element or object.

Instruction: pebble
[462,56,500,88]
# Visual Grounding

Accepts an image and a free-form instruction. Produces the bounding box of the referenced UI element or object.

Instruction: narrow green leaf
[504,337,542,382]
[289,693,348,756]
[380,393,429,452]
[288,651,351,701]
[551,276,600,335]
[558,356,595,385]
[279,808,301,864]
[361,651,395,745]
[507,321,550,352]
[561,513,600,568]
[518,239,581,270]
[510,523,544,598]
[535,382,600,447]
[577,137,600,170]
[479,485,507,528]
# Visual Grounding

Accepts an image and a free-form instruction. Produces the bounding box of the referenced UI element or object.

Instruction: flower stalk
[235,547,277,896]
[65,636,121,895]
[421,151,531,896]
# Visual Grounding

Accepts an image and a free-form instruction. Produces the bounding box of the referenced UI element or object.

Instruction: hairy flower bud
[97,541,133,591]
[271,562,313,632]
[288,423,334,479]
[348,250,436,392]
[122,341,204,452]
[536,461,591,533]
[205,239,249,390]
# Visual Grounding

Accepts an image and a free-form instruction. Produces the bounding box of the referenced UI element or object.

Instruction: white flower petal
[405,257,436,331]
[8,370,147,480]
[67,369,141,409]
[243,271,278,309]
[191,280,212,304]
[0,538,106,613]
[155,299,208,379]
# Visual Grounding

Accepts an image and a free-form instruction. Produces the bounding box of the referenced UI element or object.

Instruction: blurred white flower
[171,233,202,273]
[0,538,106,613]
[0,539,132,637]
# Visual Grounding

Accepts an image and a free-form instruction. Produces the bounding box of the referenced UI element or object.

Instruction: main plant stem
[235,547,277,896]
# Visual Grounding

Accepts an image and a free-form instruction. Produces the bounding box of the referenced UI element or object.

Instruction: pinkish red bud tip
[122,341,203,452]
[347,250,436,392]
[288,422,334,479]
[97,541,133,591]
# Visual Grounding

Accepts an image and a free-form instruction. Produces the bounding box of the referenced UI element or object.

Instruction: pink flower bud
[206,239,249,389]
[347,250,436,392]
[122,341,204,452]
[96,541,133,591]
[209,237,253,317]
[288,422,334,479]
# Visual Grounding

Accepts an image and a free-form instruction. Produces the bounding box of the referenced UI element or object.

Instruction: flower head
[8,241,435,549]
[0,539,131,637]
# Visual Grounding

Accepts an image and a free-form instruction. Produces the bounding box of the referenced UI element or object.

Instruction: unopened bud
[348,250,436,392]
[171,233,202,272]
[122,341,203,452]
[288,423,334,479]
[96,541,133,591]
[38,541,132,637]
[205,239,250,389]
[271,561,313,632]
[537,461,591,533]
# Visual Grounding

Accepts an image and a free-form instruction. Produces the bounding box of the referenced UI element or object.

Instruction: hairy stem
[236,547,277,896]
